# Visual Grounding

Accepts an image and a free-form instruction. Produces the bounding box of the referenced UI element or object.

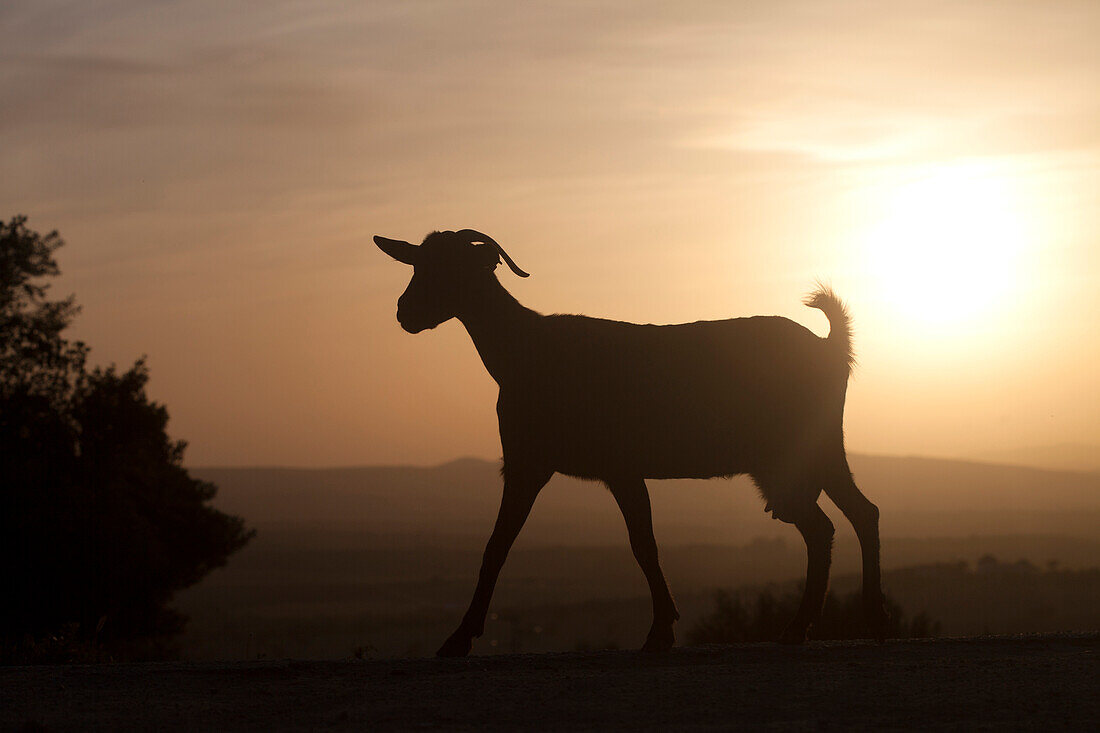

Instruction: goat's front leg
[437,470,551,657]
[607,477,679,652]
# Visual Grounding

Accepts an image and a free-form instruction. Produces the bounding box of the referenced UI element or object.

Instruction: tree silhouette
[0,216,253,659]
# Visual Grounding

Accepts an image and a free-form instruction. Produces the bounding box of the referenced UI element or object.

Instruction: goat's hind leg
[778,502,834,644]
[823,466,889,641]
[437,468,551,657]
[607,477,679,652]
[758,475,835,645]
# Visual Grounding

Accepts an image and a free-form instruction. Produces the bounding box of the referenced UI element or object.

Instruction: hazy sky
[3,0,1098,466]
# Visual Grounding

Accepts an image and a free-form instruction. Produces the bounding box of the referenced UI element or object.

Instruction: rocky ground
[3,634,1096,731]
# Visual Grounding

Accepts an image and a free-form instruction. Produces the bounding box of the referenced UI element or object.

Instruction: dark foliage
[0,216,254,662]
[882,555,1100,636]
[688,586,940,645]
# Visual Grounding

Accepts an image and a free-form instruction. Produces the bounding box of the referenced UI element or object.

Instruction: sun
[860,163,1032,329]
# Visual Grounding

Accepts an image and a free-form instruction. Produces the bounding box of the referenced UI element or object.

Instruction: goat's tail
[804,284,855,373]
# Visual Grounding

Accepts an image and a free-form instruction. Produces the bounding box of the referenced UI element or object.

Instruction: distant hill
[179,457,1100,662]
[962,444,1100,473]
[192,454,1100,546]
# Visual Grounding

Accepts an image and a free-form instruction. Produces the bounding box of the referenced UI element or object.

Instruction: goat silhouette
[376,229,887,656]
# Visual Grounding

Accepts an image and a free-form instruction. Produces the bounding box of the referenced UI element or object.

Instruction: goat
[375,229,887,656]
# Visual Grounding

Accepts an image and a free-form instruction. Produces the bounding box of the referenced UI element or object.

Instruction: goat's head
[374,229,529,333]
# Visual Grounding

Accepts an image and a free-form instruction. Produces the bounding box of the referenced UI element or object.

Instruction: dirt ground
[3,634,1096,731]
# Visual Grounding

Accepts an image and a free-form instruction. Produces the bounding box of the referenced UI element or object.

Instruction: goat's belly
[552,439,751,481]
[546,412,763,480]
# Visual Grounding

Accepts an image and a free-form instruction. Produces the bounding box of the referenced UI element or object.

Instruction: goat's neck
[457,277,539,385]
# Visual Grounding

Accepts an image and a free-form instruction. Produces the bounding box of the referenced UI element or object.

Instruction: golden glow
[860,163,1033,328]
[3,2,1097,465]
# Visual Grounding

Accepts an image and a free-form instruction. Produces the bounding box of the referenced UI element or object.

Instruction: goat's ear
[473,243,501,271]
[374,236,418,266]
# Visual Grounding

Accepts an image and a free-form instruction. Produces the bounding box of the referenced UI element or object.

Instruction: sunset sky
[3,0,1098,467]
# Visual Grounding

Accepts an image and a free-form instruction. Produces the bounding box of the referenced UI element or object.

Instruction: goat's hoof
[436,632,472,658]
[641,625,675,653]
[778,625,808,645]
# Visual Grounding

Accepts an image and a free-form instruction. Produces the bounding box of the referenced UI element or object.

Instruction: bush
[687,585,940,645]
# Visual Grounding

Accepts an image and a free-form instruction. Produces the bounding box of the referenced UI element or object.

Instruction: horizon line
[186,450,1100,475]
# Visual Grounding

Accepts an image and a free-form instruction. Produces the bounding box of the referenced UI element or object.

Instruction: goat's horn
[455,229,530,278]
[374,235,418,266]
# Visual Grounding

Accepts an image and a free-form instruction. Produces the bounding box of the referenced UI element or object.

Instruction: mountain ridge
[191,452,1100,544]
